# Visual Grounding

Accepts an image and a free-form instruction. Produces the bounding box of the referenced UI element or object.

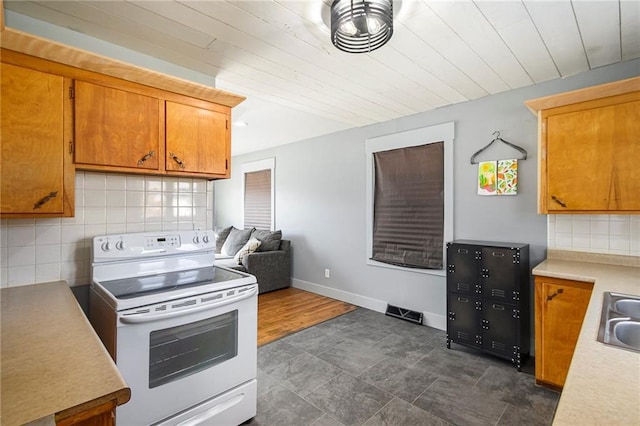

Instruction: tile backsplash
[548,214,640,256]
[0,172,214,288]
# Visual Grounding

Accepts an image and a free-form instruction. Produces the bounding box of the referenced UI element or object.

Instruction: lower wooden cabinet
[56,400,116,426]
[534,276,593,390]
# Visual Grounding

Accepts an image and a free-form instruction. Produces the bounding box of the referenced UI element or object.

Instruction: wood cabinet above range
[525,77,640,214]
[73,79,232,179]
[1,47,243,182]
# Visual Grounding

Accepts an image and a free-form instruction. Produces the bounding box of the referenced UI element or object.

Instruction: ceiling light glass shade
[331,0,393,53]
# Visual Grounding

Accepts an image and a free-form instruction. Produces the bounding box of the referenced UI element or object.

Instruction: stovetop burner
[100,266,247,299]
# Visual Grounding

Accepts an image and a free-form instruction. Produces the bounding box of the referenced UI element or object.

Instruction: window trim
[241,157,275,231]
[365,122,454,277]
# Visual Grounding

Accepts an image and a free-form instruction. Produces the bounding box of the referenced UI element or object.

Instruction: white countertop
[532,250,640,426]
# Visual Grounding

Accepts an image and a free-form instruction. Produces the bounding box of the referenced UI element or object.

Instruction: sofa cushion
[251,229,282,252]
[215,226,233,254]
[234,237,261,264]
[216,256,246,272]
[221,227,253,256]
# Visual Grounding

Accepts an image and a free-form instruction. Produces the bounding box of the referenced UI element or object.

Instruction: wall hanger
[470,131,528,164]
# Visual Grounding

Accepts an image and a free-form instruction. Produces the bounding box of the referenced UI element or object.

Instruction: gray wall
[216,60,639,329]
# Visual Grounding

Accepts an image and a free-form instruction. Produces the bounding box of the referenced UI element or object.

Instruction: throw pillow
[221,227,253,256]
[215,226,233,254]
[251,229,282,252]
[234,238,262,264]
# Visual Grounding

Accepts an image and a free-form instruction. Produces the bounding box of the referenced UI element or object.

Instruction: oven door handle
[119,286,257,324]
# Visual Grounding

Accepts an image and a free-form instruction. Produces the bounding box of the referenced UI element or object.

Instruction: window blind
[372,142,444,269]
[244,169,272,230]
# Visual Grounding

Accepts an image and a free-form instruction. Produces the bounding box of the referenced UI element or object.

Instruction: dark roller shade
[372,142,444,269]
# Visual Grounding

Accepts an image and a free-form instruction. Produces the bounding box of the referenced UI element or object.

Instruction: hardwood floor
[257,288,358,346]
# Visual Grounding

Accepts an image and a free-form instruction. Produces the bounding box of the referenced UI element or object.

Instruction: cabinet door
[535,276,592,389]
[447,294,480,348]
[481,247,519,302]
[56,399,116,426]
[544,95,640,212]
[75,80,160,171]
[446,244,481,296]
[481,301,518,359]
[165,101,229,177]
[1,63,74,217]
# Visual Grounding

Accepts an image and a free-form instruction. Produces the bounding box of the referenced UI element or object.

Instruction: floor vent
[385,304,423,325]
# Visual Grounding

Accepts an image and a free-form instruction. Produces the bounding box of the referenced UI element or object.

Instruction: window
[365,122,454,276]
[242,158,275,231]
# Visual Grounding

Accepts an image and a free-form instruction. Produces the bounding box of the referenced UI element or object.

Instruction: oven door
[114,284,257,425]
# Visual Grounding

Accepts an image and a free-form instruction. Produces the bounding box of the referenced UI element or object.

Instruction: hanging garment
[497,159,518,195]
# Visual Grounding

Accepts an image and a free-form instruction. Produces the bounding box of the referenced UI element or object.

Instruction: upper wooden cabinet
[0,63,74,218]
[74,80,231,179]
[526,77,640,214]
[0,47,243,182]
[75,80,161,172]
[166,101,229,177]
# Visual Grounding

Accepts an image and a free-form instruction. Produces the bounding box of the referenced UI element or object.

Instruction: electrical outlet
[324,268,330,278]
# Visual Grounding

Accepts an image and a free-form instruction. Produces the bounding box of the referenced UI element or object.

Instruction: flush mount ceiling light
[331,0,393,54]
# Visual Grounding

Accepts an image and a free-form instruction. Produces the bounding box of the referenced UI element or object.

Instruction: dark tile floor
[248,307,559,426]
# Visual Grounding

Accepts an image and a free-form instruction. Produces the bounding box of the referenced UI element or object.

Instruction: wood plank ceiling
[4,0,639,155]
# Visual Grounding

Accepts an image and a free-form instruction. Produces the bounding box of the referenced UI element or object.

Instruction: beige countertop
[532,250,640,426]
[1,281,130,426]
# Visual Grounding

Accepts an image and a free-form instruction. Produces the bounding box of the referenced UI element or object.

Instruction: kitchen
[2,1,640,425]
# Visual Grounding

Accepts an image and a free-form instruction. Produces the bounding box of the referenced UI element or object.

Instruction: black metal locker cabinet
[481,300,519,358]
[446,243,480,296]
[480,247,525,303]
[447,294,481,347]
[446,240,530,370]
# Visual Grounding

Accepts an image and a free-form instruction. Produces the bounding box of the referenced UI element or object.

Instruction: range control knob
[101,241,112,252]
[193,236,200,244]
[202,235,210,244]
[115,240,127,251]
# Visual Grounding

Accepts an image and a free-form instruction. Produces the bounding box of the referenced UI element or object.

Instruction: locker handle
[457,297,469,303]
[492,251,505,257]
[457,249,468,254]
[492,304,505,310]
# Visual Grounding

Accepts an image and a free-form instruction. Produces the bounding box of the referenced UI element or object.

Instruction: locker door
[481,247,519,302]
[481,301,519,359]
[447,244,481,296]
[447,294,481,348]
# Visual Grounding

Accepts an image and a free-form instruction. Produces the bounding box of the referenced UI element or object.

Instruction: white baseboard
[291,279,446,331]
[422,311,446,331]
[291,279,387,313]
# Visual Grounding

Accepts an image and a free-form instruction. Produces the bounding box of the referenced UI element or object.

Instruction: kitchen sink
[612,299,640,318]
[613,321,640,348]
[597,292,640,353]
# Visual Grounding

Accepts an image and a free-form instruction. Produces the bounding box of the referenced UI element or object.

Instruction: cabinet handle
[137,150,155,165]
[546,288,564,301]
[551,195,567,208]
[33,191,58,210]
[169,152,186,169]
